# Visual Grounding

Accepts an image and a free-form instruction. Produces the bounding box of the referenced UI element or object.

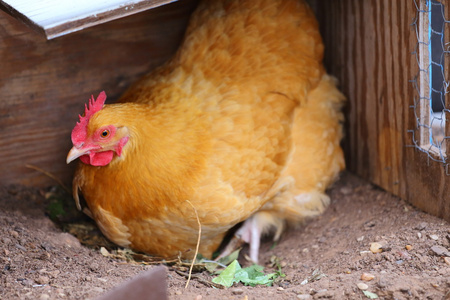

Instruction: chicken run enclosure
[0,0,450,298]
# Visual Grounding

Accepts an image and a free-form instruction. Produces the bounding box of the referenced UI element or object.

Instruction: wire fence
[410,0,449,166]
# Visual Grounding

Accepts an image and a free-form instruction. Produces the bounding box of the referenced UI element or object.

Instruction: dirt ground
[0,172,449,300]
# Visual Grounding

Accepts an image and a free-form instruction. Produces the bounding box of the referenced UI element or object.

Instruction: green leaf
[212,260,280,287]
[243,264,264,275]
[203,249,240,274]
[212,260,241,287]
[363,291,379,299]
[218,249,240,266]
[235,265,273,287]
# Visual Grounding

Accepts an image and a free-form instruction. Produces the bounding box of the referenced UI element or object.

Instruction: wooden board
[311,0,450,221]
[0,0,199,186]
[97,266,167,300]
[0,0,177,39]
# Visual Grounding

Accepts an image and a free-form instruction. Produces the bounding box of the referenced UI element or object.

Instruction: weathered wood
[0,0,177,39]
[97,266,167,300]
[0,0,199,186]
[312,0,450,221]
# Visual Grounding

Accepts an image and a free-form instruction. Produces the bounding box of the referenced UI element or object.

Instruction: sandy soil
[0,172,449,300]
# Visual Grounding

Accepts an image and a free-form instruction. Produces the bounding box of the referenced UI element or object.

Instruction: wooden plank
[312,0,450,221]
[0,0,199,187]
[418,0,432,148]
[0,0,177,39]
[97,266,167,300]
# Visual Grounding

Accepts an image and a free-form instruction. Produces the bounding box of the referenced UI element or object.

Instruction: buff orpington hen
[66,0,345,263]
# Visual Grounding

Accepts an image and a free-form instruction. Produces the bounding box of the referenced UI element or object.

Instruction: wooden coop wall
[312,0,450,222]
[0,0,198,186]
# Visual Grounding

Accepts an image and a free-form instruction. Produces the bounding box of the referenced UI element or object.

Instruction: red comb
[71,91,107,145]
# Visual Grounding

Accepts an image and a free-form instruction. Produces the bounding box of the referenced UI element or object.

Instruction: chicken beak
[66,146,88,164]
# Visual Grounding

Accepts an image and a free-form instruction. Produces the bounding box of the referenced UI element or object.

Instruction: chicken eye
[100,129,110,138]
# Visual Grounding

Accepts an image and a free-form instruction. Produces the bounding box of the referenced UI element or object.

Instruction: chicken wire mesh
[410,0,449,165]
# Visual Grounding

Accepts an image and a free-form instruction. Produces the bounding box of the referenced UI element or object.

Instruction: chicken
[66,0,345,263]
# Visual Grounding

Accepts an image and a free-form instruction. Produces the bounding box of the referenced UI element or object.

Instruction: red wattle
[90,151,114,166]
[80,151,114,166]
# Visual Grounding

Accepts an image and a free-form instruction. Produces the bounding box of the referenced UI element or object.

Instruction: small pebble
[175,290,182,295]
[431,245,450,257]
[35,276,50,285]
[195,295,202,300]
[231,288,244,295]
[370,242,383,254]
[405,245,412,250]
[444,257,450,265]
[415,222,427,231]
[297,294,312,300]
[100,247,110,256]
[417,232,422,239]
[10,231,19,238]
[277,287,284,291]
[357,283,368,290]
[429,234,439,241]
[357,236,365,242]
[361,272,375,281]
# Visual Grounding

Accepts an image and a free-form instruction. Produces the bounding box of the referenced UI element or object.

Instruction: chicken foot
[217,212,284,263]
